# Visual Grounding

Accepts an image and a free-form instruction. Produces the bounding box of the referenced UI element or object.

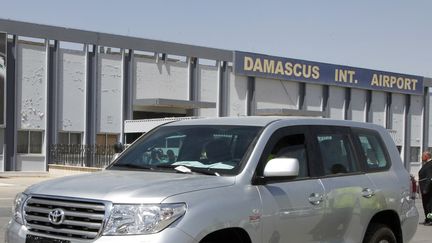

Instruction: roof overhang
[135,98,216,109]
[256,108,325,117]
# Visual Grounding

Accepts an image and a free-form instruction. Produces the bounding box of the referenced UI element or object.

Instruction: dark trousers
[421,192,432,222]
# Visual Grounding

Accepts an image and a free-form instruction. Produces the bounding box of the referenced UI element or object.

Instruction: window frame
[310,125,363,177]
[351,128,392,173]
[58,131,82,145]
[17,130,43,154]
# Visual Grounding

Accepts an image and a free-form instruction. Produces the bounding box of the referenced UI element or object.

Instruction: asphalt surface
[0,170,430,242]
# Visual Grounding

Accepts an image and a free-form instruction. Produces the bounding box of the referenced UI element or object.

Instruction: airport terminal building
[0,19,431,175]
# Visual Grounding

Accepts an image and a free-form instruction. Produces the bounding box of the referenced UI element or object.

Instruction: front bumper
[6,220,196,243]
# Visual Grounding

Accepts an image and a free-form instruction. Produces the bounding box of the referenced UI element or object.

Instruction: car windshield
[108,125,262,175]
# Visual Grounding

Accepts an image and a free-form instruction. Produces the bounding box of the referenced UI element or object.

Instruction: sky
[1,0,431,77]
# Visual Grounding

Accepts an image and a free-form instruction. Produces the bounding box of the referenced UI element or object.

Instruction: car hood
[25,170,235,203]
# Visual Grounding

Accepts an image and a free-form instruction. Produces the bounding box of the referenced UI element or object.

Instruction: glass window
[70,133,81,145]
[58,132,69,145]
[410,147,420,163]
[96,134,106,146]
[107,134,118,146]
[317,134,357,175]
[29,131,42,154]
[356,133,389,170]
[110,125,261,176]
[269,134,308,178]
[17,131,29,153]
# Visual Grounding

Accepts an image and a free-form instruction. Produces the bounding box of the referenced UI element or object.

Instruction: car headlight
[103,203,186,235]
[12,193,28,225]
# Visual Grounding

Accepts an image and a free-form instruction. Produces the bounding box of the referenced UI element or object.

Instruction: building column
[217,61,228,117]
[344,88,352,120]
[246,76,256,116]
[366,90,373,123]
[423,87,430,152]
[120,49,133,143]
[298,82,306,111]
[46,40,59,167]
[5,35,17,171]
[85,44,98,146]
[404,94,412,170]
[385,92,392,129]
[322,85,329,118]
[187,57,198,116]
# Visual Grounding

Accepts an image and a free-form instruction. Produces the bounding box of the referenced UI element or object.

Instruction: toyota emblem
[48,208,65,225]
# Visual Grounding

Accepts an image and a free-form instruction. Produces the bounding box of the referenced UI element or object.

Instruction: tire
[363,223,397,243]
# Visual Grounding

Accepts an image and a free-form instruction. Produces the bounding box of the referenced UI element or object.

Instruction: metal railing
[49,144,115,168]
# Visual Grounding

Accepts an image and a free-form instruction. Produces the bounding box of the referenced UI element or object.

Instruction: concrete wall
[410,95,423,147]
[0,128,3,172]
[351,89,366,122]
[370,91,386,127]
[256,78,299,109]
[97,53,122,134]
[198,65,218,117]
[17,43,46,130]
[58,49,86,132]
[134,58,188,101]
[16,155,45,171]
[304,83,322,111]
[328,86,345,120]
[391,93,405,146]
[227,70,247,116]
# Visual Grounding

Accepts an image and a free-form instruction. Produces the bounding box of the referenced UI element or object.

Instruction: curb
[48,164,102,172]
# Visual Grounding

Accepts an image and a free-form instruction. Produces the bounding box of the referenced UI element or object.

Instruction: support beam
[85,45,98,146]
[404,95,412,170]
[386,93,393,129]
[46,40,59,166]
[187,57,198,116]
[322,85,329,118]
[344,88,352,120]
[299,83,306,110]
[423,87,430,151]
[120,49,133,143]
[5,35,17,171]
[366,90,373,123]
[217,61,228,117]
[247,77,256,116]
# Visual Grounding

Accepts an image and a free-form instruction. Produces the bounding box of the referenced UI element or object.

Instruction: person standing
[419,151,432,225]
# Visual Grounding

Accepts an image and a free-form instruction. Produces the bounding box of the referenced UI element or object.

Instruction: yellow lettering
[253,58,263,72]
[244,56,254,71]
[284,62,293,76]
[396,77,404,89]
[371,74,379,86]
[293,63,302,77]
[312,66,320,79]
[383,75,390,87]
[404,78,411,90]
[412,79,418,90]
[263,59,275,74]
[275,61,284,75]
[388,76,395,88]
[303,64,312,78]
[347,70,356,83]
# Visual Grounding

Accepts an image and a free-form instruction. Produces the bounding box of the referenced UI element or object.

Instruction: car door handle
[362,188,375,198]
[308,193,324,205]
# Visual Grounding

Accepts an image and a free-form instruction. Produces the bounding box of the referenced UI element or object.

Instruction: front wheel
[363,223,397,243]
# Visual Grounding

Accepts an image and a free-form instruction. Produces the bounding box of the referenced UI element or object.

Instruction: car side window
[355,132,389,170]
[316,133,358,175]
[269,134,309,178]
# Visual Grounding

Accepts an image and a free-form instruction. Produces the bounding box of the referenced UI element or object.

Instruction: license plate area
[26,234,71,243]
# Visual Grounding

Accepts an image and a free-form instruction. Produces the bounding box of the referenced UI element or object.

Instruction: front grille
[24,196,107,240]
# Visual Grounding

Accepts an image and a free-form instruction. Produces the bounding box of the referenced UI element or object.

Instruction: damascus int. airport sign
[234,51,423,95]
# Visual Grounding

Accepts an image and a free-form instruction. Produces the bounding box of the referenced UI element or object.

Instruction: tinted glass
[17,131,29,153]
[269,134,308,178]
[357,133,389,169]
[70,133,82,145]
[317,134,358,175]
[110,125,261,175]
[29,131,42,154]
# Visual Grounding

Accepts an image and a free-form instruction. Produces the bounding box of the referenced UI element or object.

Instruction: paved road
[1,171,430,242]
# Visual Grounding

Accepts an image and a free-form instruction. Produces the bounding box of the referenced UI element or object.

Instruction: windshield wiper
[111,163,154,170]
[155,164,220,176]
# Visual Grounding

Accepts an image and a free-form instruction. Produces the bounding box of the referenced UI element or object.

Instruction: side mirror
[263,158,299,177]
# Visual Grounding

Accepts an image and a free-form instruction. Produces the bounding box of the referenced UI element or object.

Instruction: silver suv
[7,117,418,243]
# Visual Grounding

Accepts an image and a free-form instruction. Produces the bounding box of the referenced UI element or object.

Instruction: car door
[254,126,327,243]
[312,126,377,242]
